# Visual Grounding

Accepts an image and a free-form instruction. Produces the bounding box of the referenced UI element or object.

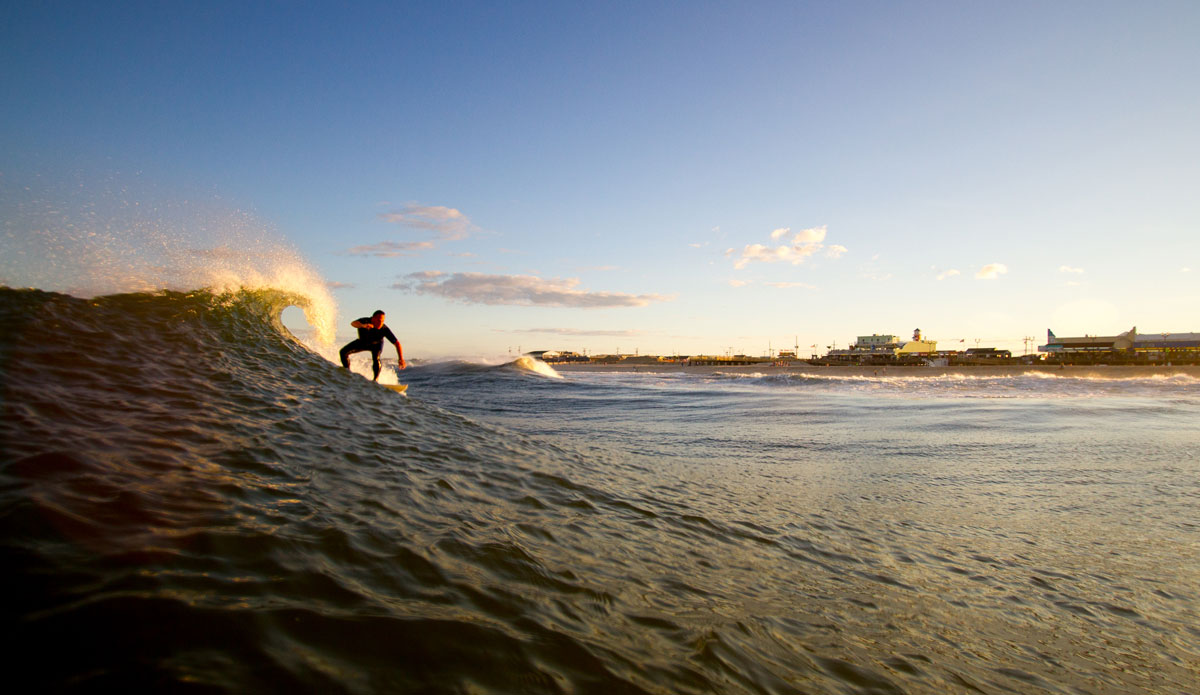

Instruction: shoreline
[549,362,1200,379]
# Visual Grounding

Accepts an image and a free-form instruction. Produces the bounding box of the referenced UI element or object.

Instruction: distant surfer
[339,310,407,381]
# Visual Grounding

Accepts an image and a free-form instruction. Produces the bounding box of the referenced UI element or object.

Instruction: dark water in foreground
[2,287,1198,693]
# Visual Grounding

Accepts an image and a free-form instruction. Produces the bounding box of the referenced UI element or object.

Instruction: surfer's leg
[340,339,370,369]
[370,348,382,380]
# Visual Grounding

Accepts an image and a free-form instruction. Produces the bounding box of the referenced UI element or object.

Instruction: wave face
[4,287,1200,693]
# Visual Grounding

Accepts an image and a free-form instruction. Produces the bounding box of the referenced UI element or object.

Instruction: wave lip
[0,179,338,344]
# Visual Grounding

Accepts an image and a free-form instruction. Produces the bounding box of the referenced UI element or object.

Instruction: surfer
[339,310,407,381]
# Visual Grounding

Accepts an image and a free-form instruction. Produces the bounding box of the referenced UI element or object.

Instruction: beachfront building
[824,334,900,362]
[532,350,590,363]
[894,328,937,358]
[824,329,939,363]
[897,329,938,357]
[963,347,1013,359]
[1038,328,1136,354]
[1132,332,1200,360]
[1038,328,1200,363]
[685,354,773,366]
[855,334,901,350]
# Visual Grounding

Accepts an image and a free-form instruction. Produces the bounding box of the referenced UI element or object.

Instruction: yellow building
[896,339,938,356]
[896,328,937,356]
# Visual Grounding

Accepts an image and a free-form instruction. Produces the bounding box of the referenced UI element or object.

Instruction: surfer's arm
[350,319,369,329]
[393,340,407,369]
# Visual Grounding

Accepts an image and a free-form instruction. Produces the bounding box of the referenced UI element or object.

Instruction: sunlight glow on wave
[0,173,337,344]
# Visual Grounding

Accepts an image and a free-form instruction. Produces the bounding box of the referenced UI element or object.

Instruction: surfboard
[382,384,408,393]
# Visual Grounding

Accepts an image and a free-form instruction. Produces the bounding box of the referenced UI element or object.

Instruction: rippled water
[2,288,1198,693]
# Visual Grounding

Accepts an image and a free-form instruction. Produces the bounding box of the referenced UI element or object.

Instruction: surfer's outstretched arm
[393,340,407,369]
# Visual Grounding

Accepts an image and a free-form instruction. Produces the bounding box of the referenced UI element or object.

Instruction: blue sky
[3,1,1197,359]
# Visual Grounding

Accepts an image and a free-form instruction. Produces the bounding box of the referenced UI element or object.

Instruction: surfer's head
[370,310,385,327]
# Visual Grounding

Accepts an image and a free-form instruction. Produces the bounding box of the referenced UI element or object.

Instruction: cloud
[1182,267,1192,273]
[727,225,844,270]
[345,240,436,257]
[327,281,356,290]
[379,204,477,240]
[728,279,749,287]
[936,269,961,281]
[1059,265,1084,274]
[792,227,826,244]
[976,263,1008,280]
[764,281,817,289]
[393,271,671,308]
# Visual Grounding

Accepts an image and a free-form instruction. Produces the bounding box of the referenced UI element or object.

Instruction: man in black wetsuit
[339,310,407,381]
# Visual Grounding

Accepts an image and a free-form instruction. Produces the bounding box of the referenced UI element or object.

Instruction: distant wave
[510,355,563,379]
[635,367,1200,400]
[406,356,562,381]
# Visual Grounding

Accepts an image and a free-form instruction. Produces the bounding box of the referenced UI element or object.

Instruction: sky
[2,1,1198,360]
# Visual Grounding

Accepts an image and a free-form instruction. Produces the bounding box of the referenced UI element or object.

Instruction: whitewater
[2,193,1198,692]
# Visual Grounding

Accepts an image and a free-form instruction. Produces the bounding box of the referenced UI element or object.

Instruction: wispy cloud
[1059,265,1084,274]
[345,240,435,257]
[379,204,477,240]
[859,254,891,282]
[327,281,356,289]
[729,279,749,287]
[726,226,845,270]
[936,269,961,281]
[393,272,671,308]
[976,263,1008,280]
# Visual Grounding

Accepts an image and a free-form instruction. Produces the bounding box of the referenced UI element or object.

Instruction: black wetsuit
[339,318,398,378]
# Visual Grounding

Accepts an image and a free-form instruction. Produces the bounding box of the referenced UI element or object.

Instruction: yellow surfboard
[382,384,408,393]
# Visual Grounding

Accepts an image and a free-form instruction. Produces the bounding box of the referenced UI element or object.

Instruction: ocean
[2,286,1198,693]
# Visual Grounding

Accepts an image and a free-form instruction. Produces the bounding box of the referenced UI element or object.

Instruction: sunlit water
[3,289,1198,693]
